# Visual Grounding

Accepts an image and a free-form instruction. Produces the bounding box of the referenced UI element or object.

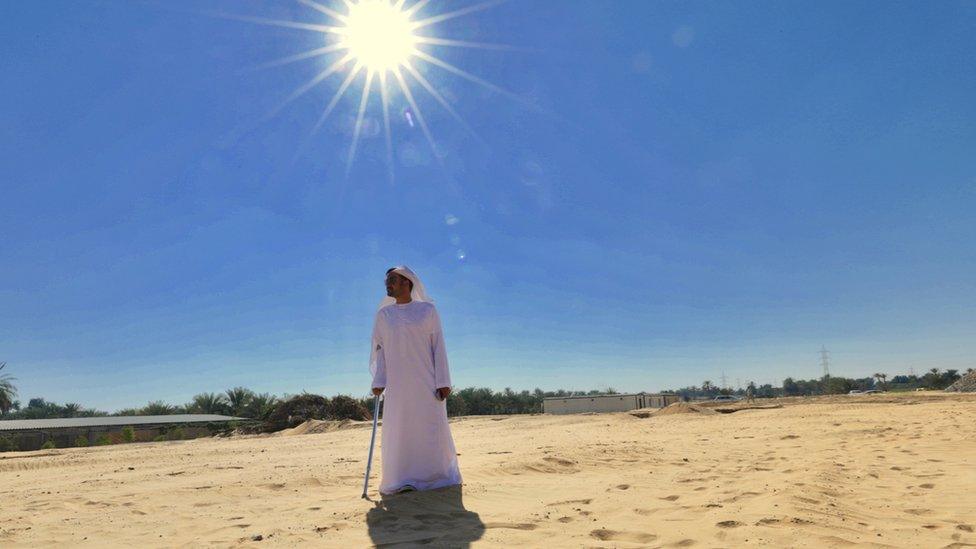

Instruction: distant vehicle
[712,395,741,402]
[862,389,883,394]
[848,390,862,395]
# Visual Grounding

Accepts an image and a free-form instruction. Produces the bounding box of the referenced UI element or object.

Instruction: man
[369,266,461,495]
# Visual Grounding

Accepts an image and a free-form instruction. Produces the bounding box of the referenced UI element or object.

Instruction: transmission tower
[820,346,831,380]
[720,371,728,390]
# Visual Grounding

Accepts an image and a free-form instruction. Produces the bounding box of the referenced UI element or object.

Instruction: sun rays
[222,0,520,179]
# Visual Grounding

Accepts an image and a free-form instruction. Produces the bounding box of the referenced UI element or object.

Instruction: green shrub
[166,428,184,441]
[95,434,112,446]
[153,435,167,442]
[40,440,56,450]
[74,436,89,447]
[0,436,19,452]
[121,426,135,443]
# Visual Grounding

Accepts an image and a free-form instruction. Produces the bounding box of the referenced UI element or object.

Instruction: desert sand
[2,392,974,547]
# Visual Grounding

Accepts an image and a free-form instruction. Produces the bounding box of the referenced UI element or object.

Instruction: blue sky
[2,0,974,411]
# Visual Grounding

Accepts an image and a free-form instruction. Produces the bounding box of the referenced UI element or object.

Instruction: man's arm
[371,314,386,395]
[430,307,451,399]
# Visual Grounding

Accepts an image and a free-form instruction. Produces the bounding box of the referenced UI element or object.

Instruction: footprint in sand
[485,522,538,531]
[547,498,592,507]
[716,520,743,528]
[590,529,658,543]
[919,483,935,489]
[660,495,680,501]
[957,524,974,532]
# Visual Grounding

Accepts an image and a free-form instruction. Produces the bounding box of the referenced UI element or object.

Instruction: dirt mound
[629,402,718,418]
[946,370,976,392]
[275,419,371,436]
[265,394,371,431]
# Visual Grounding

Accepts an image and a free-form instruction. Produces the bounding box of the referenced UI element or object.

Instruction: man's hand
[436,387,451,401]
[372,387,384,396]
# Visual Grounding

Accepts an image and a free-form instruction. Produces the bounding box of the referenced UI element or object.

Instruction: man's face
[385,272,410,298]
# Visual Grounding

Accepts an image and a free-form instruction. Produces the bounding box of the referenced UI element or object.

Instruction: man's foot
[396,485,416,494]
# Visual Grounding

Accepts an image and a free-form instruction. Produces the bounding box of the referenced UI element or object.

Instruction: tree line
[1,361,973,423]
[666,367,972,399]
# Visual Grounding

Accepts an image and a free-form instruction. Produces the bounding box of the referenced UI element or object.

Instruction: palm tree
[244,393,279,420]
[0,363,17,416]
[189,392,229,415]
[225,387,255,417]
[63,403,82,418]
[140,401,178,415]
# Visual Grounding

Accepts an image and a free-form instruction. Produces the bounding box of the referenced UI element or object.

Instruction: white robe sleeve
[430,307,451,388]
[371,313,387,389]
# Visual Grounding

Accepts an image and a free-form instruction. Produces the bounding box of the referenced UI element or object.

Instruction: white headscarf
[369,266,433,379]
[377,265,432,310]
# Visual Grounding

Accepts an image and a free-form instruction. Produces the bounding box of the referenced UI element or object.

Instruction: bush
[40,440,56,450]
[95,434,112,446]
[74,436,89,447]
[328,395,371,421]
[0,436,19,452]
[166,427,184,441]
[153,434,167,442]
[121,426,135,443]
[266,394,331,431]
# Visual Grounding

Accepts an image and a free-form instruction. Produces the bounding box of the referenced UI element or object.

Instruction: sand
[2,392,975,547]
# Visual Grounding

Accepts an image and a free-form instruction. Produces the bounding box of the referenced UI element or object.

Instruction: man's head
[385,268,414,300]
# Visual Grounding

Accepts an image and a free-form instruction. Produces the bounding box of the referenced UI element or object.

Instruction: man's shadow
[366,485,485,547]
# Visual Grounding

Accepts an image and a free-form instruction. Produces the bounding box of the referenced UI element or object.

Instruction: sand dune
[2,392,975,547]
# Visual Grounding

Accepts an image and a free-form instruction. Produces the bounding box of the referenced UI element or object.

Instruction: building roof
[0,414,246,431]
[543,393,671,401]
[542,393,649,400]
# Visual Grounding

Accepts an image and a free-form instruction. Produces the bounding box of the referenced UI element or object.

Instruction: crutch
[361,393,382,499]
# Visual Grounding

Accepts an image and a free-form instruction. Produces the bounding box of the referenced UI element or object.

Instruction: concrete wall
[643,394,681,408]
[544,395,641,415]
[0,425,218,452]
[543,394,681,415]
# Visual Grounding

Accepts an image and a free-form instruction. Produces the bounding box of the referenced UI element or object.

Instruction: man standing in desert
[369,266,462,494]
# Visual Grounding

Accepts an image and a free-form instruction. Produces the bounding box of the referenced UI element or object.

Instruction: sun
[340,1,417,72]
[221,0,524,178]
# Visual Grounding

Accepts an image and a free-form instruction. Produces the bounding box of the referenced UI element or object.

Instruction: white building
[542,392,680,415]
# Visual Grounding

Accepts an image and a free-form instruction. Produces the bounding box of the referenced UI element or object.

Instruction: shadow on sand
[366,485,484,547]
